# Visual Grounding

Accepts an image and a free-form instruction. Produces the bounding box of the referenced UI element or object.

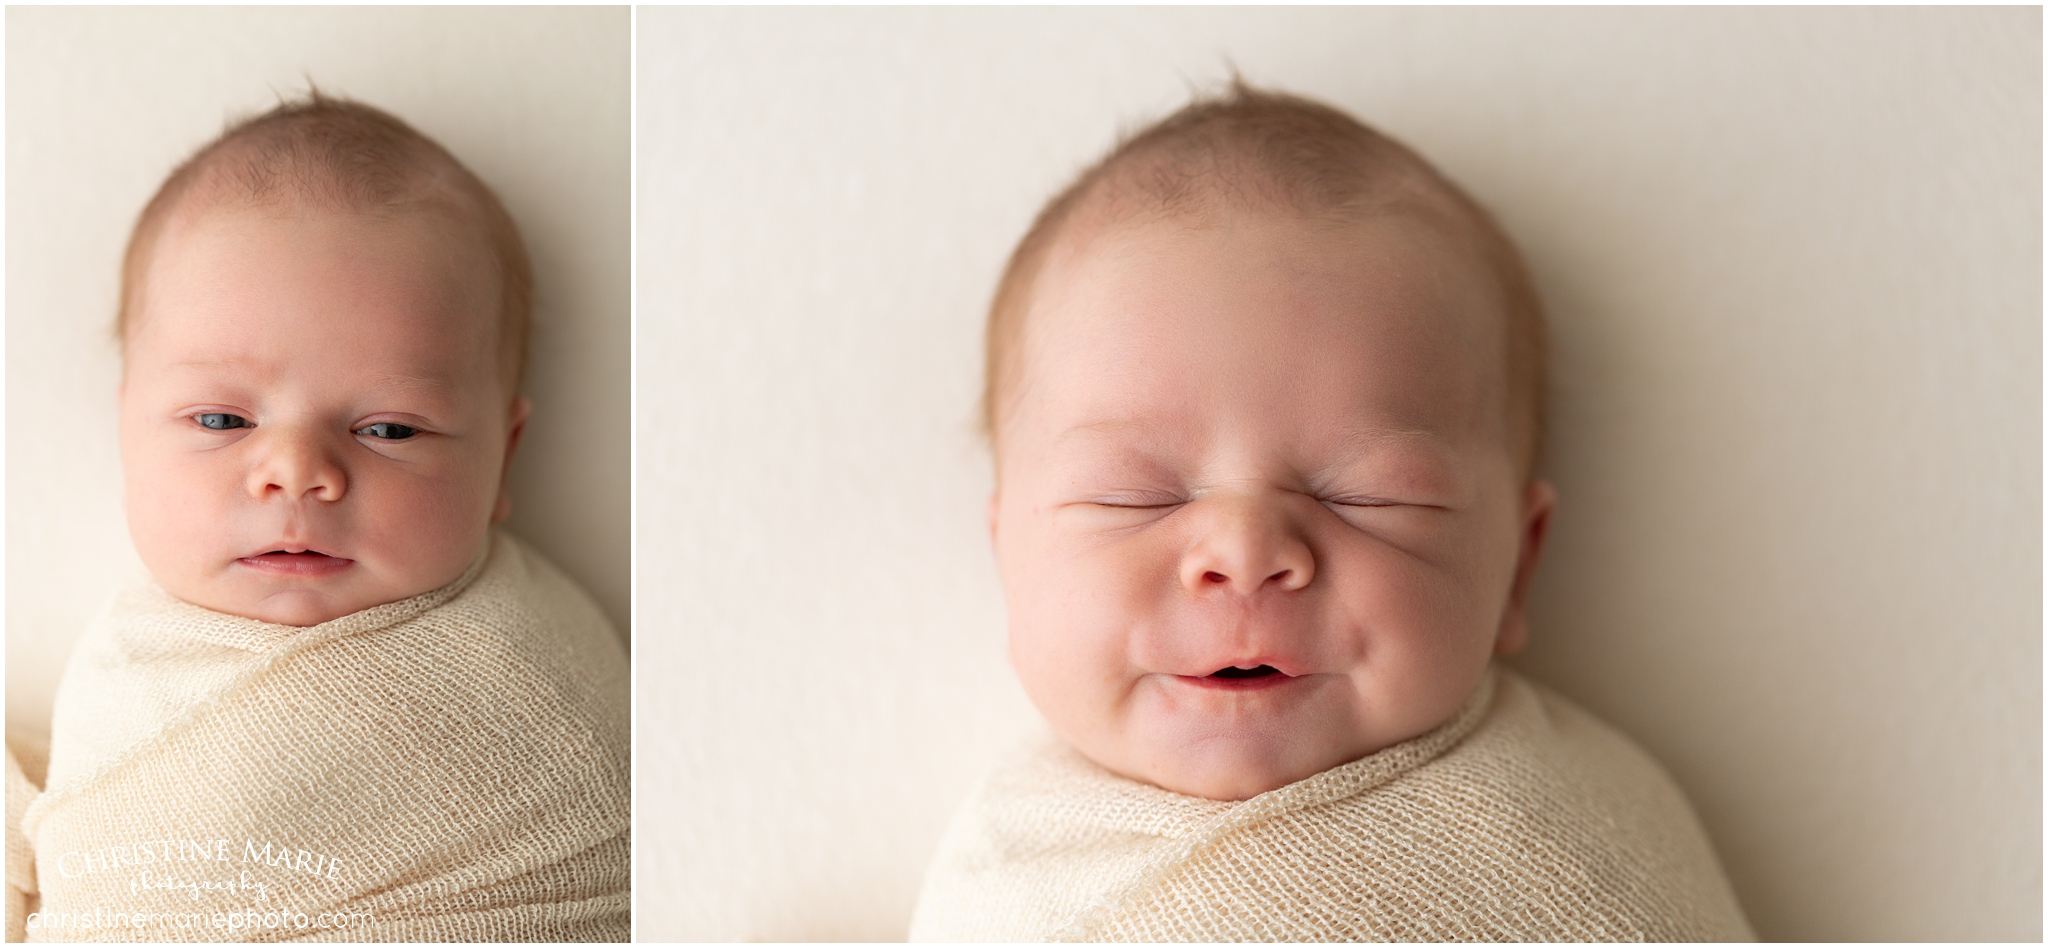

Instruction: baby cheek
[1324,537,1500,709]
[1002,519,1163,730]
[349,453,497,570]
[1032,540,1179,712]
[123,470,254,620]
[123,431,237,567]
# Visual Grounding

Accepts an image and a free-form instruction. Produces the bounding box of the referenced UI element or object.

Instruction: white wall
[6,7,632,751]
[636,7,2040,941]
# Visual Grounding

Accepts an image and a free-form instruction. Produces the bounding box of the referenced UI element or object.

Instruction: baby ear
[1493,478,1557,657]
[505,396,532,457]
[491,396,533,524]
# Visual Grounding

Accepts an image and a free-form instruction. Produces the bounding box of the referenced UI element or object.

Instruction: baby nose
[247,428,347,502]
[1178,496,1315,596]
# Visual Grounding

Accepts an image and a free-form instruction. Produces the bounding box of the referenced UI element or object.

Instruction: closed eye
[355,422,419,441]
[1322,496,1401,508]
[196,412,252,431]
[1087,497,1185,509]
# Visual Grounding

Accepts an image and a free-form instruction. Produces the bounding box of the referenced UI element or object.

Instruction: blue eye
[357,423,418,441]
[197,413,251,430]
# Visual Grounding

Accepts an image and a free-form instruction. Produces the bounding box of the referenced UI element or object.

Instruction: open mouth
[1210,664,1282,680]
[238,550,353,576]
[1185,664,1296,691]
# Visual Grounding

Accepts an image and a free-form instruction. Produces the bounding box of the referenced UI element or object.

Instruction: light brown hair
[117,92,532,389]
[983,81,1547,479]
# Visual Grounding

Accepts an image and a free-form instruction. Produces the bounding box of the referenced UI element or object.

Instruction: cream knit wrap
[911,667,1752,942]
[13,531,629,942]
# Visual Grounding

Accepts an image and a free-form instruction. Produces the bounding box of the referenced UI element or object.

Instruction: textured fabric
[19,531,629,943]
[8,746,40,943]
[911,666,1752,942]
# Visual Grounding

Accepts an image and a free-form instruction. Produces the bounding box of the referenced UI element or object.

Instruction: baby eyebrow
[1052,419,1448,452]
[1054,417,1156,443]
[365,373,455,391]
[166,356,283,384]
[1326,425,1452,456]
[1319,428,1462,470]
[169,359,453,386]
[1045,420,1197,465]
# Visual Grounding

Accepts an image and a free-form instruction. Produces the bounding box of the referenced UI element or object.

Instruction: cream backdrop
[6,7,631,754]
[637,6,2040,942]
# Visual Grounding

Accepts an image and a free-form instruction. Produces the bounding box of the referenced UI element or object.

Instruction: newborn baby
[10,96,628,941]
[910,84,1752,941]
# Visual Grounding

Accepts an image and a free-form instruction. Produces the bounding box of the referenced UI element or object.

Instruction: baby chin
[1107,670,1380,801]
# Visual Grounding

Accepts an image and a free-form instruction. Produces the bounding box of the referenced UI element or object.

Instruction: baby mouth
[239,550,354,576]
[1210,665,1282,680]
[1186,664,1296,691]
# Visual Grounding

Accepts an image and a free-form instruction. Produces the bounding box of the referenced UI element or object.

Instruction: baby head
[116,94,532,627]
[986,83,1555,801]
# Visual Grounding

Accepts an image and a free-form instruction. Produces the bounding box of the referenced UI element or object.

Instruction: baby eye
[196,413,252,430]
[1089,495,1184,509]
[356,423,418,441]
[1322,496,1402,509]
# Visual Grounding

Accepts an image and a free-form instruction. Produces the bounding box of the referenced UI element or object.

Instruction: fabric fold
[22,531,628,942]
[911,666,1752,942]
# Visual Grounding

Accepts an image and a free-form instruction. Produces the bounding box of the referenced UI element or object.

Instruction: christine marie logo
[57,837,345,884]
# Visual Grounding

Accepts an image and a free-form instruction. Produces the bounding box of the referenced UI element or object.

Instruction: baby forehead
[150,202,492,300]
[1031,207,1511,361]
[1009,210,1514,439]
[132,205,500,352]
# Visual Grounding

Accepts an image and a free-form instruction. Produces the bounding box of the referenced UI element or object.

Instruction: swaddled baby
[910,84,1752,941]
[9,96,628,942]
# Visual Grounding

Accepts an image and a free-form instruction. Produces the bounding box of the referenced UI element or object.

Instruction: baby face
[120,204,525,626]
[993,208,1553,801]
